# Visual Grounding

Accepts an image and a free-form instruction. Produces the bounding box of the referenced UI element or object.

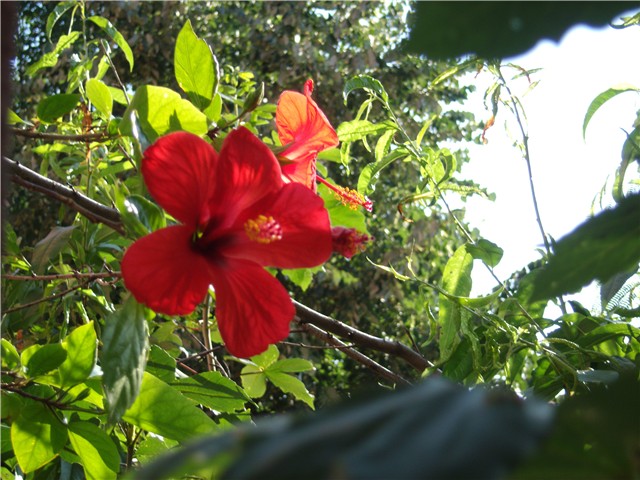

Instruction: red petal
[210,127,283,225]
[224,183,332,269]
[275,84,338,183]
[211,260,294,358]
[121,225,213,316]
[142,132,218,228]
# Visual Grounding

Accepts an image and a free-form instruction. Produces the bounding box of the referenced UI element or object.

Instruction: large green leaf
[119,86,208,142]
[59,322,97,388]
[337,119,394,143]
[532,194,640,300]
[88,16,134,71]
[583,84,639,139]
[406,2,633,59]
[123,373,216,442]
[68,421,119,480]
[467,238,504,268]
[36,94,81,123]
[86,78,113,118]
[265,371,315,409]
[171,371,249,413]
[1,339,20,371]
[174,20,218,110]
[101,296,149,425]
[135,377,553,480]
[438,244,474,361]
[45,1,76,40]
[11,401,68,473]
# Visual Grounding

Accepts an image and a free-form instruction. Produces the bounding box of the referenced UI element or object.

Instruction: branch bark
[296,321,411,385]
[11,127,113,143]
[3,156,124,234]
[294,301,431,373]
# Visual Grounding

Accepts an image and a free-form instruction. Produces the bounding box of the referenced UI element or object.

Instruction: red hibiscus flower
[276,80,373,212]
[275,79,339,190]
[121,128,332,358]
[331,227,372,259]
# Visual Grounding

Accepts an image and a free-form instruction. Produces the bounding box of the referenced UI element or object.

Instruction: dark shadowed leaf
[406,2,634,59]
[31,226,76,274]
[101,296,148,425]
[532,193,640,300]
[36,94,81,123]
[134,377,553,480]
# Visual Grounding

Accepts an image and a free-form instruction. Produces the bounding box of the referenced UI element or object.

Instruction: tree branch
[3,155,125,234]
[294,301,431,373]
[10,127,113,143]
[296,321,411,386]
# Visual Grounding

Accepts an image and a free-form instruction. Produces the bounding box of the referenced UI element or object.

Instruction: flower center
[244,215,283,244]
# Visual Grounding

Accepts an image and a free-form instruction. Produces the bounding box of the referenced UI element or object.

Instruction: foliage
[2,2,639,479]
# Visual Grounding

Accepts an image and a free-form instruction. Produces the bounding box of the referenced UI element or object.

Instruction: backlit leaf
[59,322,97,388]
[11,401,68,473]
[174,20,217,110]
[68,421,120,480]
[266,371,315,409]
[21,344,67,378]
[467,238,504,268]
[343,74,389,103]
[583,84,639,139]
[26,32,81,76]
[86,78,113,118]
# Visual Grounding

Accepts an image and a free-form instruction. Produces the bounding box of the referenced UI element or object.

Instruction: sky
[450,14,640,311]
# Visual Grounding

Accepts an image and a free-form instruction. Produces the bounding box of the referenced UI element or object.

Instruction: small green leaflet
[88,16,134,71]
[583,84,639,139]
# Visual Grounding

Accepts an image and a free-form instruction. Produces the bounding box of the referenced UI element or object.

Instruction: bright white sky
[452,15,640,311]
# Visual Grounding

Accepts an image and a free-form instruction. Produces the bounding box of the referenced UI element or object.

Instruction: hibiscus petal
[224,183,332,269]
[211,127,283,224]
[211,260,294,358]
[142,132,218,228]
[276,85,339,168]
[121,225,213,316]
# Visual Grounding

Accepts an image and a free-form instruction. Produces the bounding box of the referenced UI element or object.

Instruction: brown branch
[297,322,411,386]
[2,271,121,281]
[3,156,125,234]
[294,300,431,373]
[10,127,114,143]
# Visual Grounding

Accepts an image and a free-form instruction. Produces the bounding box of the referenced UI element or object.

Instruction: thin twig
[297,322,411,386]
[10,127,113,143]
[294,300,431,372]
[202,295,214,371]
[2,272,121,281]
[3,156,125,234]
[3,284,84,314]
[100,39,130,105]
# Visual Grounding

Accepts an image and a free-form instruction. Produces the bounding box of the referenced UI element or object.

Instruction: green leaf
[107,86,128,105]
[336,119,395,143]
[123,373,216,442]
[576,324,640,349]
[269,358,315,374]
[21,344,67,378]
[357,149,407,195]
[532,194,640,300]
[117,194,166,238]
[171,371,249,413]
[101,296,149,425]
[467,239,504,268]
[240,364,267,398]
[119,86,208,142]
[36,94,81,123]
[26,31,81,76]
[343,74,389,104]
[59,322,97,388]
[440,286,504,309]
[11,401,68,473]
[7,109,32,126]
[174,20,217,110]
[146,345,177,384]
[88,16,134,71]
[1,339,20,370]
[374,128,395,163]
[250,344,279,368]
[438,245,474,361]
[68,421,120,480]
[281,267,320,292]
[266,371,315,409]
[45,1,76,40]
[85,78,113,118]
[583,84,639,139]
[430,57,481,89]
[31,225,75,274]
[406,2,632,59]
